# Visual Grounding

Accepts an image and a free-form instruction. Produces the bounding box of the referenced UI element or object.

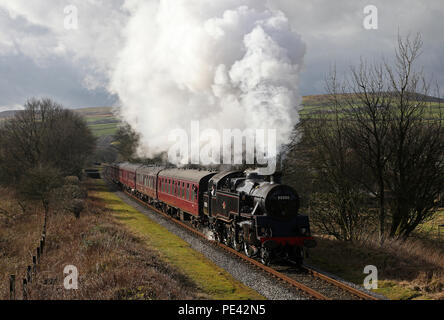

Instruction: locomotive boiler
[202,170,316,265]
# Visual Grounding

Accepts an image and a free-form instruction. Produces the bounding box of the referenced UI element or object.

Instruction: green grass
[416,210,444,240]
[374,281,425,300]
[91,179,264,300]
[89,123,118,137]
[73,106,119,138]
[300,95,444,122]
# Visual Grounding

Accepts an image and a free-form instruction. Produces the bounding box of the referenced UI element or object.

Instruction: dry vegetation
[0,181,200,300]
[307,223,444,300]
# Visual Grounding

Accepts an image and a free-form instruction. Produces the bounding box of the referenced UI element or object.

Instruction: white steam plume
[110,0,306,159]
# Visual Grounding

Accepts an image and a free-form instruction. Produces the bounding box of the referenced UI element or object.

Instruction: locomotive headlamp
[301,228,307,235]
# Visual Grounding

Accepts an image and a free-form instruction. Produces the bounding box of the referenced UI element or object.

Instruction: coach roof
[118,162,143,172]
[136,165,165,176]
[159,168,216,183]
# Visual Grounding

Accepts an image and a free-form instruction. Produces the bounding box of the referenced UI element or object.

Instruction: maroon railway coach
[118,163,141,191]
[157,169,216,217]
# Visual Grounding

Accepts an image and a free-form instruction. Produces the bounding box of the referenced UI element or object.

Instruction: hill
[74,106,119,138]
[1,93,442,134]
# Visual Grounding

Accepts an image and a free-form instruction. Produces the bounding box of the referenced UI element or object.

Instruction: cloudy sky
[0,0,443,112]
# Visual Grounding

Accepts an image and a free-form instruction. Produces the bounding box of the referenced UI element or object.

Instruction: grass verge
[93,179,264,300]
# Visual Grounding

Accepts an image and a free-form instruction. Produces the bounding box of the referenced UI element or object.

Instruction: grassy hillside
[301,94,444,120]
[73,107,119,138]
[1,93,442,135]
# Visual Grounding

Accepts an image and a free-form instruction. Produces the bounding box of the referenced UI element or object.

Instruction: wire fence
[8,224,46,300]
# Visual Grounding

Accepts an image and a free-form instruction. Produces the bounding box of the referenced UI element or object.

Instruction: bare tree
[113,122,140,161]
[284,100,370,241]
[324,34,444,240]
[16,165,63,230]
[0,98,96,182]
[0,98,96,224]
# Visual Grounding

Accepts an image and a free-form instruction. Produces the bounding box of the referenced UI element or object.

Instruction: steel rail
[302,266,379,300]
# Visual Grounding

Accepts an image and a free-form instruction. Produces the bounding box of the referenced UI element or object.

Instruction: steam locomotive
[105,163,316,265]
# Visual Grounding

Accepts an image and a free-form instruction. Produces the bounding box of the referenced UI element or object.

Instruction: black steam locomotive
[105,164,316,265]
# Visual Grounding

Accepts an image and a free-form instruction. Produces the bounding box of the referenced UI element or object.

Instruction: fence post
[40,239,44,255]
[27,266,32,283]
[37,247,41,264]
[33,256,37,274]
[9,275,15,300]
[22,278,28,300]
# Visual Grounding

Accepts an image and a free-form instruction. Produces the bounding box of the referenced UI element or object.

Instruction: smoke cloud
[110,0,306,159]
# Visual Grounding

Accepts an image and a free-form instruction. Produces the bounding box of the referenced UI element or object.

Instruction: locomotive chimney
[271,172,282,184]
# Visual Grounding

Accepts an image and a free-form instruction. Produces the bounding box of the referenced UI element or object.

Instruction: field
[73,107,119,138]
[300,94,444,121]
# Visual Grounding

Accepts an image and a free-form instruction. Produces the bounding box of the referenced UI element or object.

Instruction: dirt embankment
[0,181,199,300]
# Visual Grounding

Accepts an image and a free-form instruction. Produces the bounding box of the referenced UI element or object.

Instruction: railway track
[117,185,379,300]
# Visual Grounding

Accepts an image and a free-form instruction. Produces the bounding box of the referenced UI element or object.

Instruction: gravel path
[113,190,310,300]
